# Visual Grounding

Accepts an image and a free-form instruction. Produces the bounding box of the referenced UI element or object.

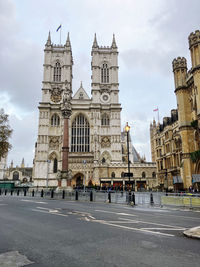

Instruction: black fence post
[128,191,131,204]
[75,190,78,201]
[32,190,35,197]
[17,190,19,196]
[108,192,111,203]
[51,189,54,198]
[24,190,26,197]
[131,192,135,205]
[0,188,1,195]
[90,191,93,202]
[5,189,7,196]
[150,193,154,205]
[11,190,13,196]
[62,190,65,199]
[41,189,44,198]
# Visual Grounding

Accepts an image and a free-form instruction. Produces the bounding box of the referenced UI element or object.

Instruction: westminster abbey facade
[33,33,156,190]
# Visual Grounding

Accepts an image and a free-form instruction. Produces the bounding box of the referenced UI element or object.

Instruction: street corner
[183,226,200,239]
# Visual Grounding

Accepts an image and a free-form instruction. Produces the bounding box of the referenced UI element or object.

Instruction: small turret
[10,160,13,168]
[111,34,117,49]
[172,57,187,90]
[188,30,200,69]
[21,158,25,168]
[65,32,71,49]
[45,31,51,47]
[92,33,98,49]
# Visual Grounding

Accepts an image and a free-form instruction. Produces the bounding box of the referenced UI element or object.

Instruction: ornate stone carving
[61,80,72,118]
[49,136,60,149]
[101,136,111,147]
[50,87,62,103]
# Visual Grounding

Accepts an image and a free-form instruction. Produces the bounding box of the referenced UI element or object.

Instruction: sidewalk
[183,226,200,239]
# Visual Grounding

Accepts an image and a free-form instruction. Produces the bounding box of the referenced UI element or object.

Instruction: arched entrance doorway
[73,173,84,188]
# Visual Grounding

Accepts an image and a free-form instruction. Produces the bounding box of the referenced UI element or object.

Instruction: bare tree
[0,109,12,158]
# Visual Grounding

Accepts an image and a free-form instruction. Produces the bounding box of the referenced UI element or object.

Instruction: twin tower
[33,32,123,188]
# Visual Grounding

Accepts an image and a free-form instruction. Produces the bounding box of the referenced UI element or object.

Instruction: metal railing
[0,188,199,208]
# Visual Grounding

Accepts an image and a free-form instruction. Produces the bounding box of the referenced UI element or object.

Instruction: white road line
[118,217,186,229]
[141,227,186,231]
[21,199,47,204]
[95,210,137,216]
[97,220,174,237]
[31,209,68,217]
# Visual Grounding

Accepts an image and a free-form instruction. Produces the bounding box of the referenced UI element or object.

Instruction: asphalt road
[0,196,199,267]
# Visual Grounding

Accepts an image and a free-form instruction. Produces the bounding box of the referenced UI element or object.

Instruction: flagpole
[60,24,62,45]
[157,107,160,123]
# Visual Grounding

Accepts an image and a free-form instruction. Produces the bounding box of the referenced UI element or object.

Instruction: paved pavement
[0,196,199,267]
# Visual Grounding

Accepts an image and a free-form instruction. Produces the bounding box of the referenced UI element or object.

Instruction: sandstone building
[150,30,200,191]
[33,33,156,190]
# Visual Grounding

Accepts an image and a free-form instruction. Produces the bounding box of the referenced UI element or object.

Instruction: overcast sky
[1,0,200,167]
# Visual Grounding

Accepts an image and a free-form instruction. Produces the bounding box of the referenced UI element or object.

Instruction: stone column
[60,81,72,188]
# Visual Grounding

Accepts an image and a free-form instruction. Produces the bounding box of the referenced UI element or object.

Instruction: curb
[183,227,200,239]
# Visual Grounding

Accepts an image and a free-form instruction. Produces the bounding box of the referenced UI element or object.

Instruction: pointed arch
[101,113,110,126]
[101,63,109,83]
[53,62,61,82]
[51,114,60,126]
[71,114,90,152]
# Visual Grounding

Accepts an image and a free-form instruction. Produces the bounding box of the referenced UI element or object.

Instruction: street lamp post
[125,122,131,190]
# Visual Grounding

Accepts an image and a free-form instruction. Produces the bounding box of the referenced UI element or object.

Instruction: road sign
[124,172,133,177]
[83,160,87,165]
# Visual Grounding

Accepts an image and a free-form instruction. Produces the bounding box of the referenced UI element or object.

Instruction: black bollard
[24,190,26,197]
[75,190,78,201]
[131,192,135,205]
[51,189,54,198]
[5,189,7,196]
[0,188,1,195]
[32,190,35,197]
[17,190,19,196]
[128,191,131,203]
[90,191,93,202]
[108,192,111,203]
[11,190,13,196]
[150,193,154,205]
[41,189,44,198]
[62,190,65,199]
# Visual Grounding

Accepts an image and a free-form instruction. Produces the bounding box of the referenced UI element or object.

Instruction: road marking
[141,227,186,231]
[95,220,174,237]
[118,217,185,229]
[31,209,68,217]
[95,210,137,216]
[0,251,33,267]
[21,199,47,204]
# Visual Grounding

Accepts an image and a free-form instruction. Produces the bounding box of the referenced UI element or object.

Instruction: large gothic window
[53,62,61,82]
[53,158,58,173]
[101,113,110,126]
[71,114,90,152]
[101,63,109,83]
[51,114,60,126]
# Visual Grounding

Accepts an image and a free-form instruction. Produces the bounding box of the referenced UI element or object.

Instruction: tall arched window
[53,62,61,82]
[111,172,115,178]
[101,63,109,83]
[53,158,58,173]
[71,114,90,152]
[101,113,110,126]
[142,172,146,178]
[51,114,60,126]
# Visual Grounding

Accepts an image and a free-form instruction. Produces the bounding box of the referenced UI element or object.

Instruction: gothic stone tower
[33,32,73,187]
[33,33,123,188]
